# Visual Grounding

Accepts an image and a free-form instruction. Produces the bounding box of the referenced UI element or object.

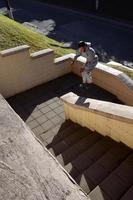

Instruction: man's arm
[71,50,81,64]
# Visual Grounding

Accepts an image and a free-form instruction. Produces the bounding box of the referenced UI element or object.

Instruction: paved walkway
[7,73,122,144]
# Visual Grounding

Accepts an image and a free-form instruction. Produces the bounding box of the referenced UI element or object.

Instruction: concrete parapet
[0,93,88,200]
[0,45,133,106]
[0,46,71,97]
[71,56,133,106]
[61,92,133,149]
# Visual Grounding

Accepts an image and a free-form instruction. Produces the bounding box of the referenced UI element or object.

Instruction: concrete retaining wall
[0,45,71,97]
[0,46,133,106]
[71,54,133,106]
[61,92,133,149]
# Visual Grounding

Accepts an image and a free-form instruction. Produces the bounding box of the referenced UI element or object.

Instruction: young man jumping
[72,41,98,88]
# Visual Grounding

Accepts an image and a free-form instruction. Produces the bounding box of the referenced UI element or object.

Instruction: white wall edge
[0,45,30,57]
[61,92,133,124]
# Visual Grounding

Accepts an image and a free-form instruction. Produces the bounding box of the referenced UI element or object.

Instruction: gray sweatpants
[81,70,92,84]
[82,57,98,83]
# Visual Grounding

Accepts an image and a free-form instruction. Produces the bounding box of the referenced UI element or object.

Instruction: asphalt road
[0,0,133,66]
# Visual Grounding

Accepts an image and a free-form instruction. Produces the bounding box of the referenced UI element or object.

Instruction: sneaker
[79,83,85,88]
[87,79,92,84]
[85,85,89,89]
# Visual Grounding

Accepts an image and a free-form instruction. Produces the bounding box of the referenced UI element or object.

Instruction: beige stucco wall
[93,68,133,105]
[71,54,133,106]
[0,45,133,106]
[0,45,71,97]
[61,92,133,149]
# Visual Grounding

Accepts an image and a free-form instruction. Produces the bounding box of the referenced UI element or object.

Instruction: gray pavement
[0,0,133,67]
[7,73,122,145]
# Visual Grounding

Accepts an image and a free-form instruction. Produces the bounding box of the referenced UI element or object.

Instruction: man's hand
[80,67,84,73]
[71,60,75,65]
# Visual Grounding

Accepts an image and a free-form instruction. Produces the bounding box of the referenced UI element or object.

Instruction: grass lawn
[106,63,133,80]
[0,15,74,57]
[0,15,133,80]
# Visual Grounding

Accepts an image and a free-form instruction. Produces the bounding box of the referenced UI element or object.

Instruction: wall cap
[107,61,133,72]
[31,48,54,58]
[71,53,123,76]
[96,63,123,76]
[61,92,133,124]
[0,45,30,57]
[54,54,72,64]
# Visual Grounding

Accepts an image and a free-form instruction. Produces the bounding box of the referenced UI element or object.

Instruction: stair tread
[96,143,131,170]
[44,120,133,199]
[120,185,133,200]
[64,164,79,178]
[113,155,133,186]
[75,143,131,194]
[89,186,111,200]
[57,132,102,166]
[46,122,81,148]
[63,127,89,146]
[41,122,75,142]
[97,152,133,200]
[69,136,116,173]
[99,173,129,200]
[48,127,89,156]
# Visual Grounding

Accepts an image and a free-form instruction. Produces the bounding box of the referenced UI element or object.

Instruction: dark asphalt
[0,0,133,66]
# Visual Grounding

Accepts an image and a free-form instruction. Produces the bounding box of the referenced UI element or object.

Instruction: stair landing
[7,73,123,143]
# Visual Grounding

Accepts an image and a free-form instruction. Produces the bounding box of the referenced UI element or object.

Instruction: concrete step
[89,153,133,200]
[65,136,116,178]
[46,120,81,148]
[45,120,133,199]
[56,132,102,167]
[89,186,111,200]
[120,185,133,200]
[97,153,133,200]
[48,127,89,156]
[75,143,131,194]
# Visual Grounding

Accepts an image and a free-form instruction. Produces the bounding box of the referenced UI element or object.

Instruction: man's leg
[80,71,86,87]
[86,71,92,84]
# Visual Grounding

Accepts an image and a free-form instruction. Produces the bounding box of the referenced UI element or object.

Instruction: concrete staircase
[46,120,133,200]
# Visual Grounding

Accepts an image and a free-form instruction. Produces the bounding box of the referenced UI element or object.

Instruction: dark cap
[78,41,86,48]
[78,41,91,48]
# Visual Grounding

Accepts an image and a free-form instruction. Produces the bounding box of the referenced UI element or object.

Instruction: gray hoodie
[74,43,98,71]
